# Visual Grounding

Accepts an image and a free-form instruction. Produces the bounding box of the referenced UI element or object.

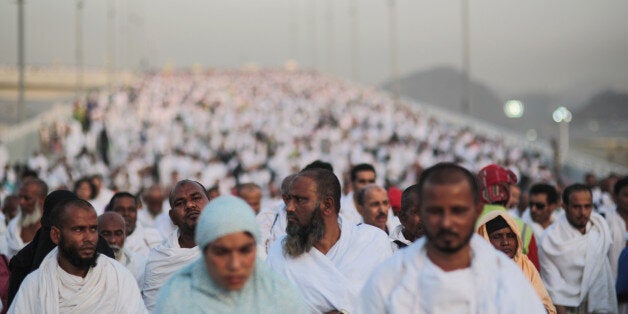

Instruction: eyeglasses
[529,202,547,210]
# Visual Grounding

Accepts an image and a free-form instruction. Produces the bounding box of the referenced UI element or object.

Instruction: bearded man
[266,169,392,313]
[9,199,146,313]
[98,211,146,285]
[6,179,48,258]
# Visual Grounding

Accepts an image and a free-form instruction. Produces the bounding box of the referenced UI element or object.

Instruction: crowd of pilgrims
[0,69,624,313]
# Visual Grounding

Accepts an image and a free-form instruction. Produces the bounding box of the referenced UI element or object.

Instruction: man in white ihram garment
[339,163,377,224]
[106,192,163,256]
[267,168,392,313]
[98,211,147,286]
[141,180,209,312]
[6,179,48,258]
[360,163,545,313]
[539,183,617,313]
[9,198,146,313]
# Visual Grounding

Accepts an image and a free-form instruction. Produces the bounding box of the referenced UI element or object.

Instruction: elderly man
[389,184,423,250]
[106,192,162,256]
[523,183,560,239]
[9,199,146,313]
[6,179,48,258]
[267,169,392,313]
[356,184,391,233]
[142,180,209,312]
[98,212,146,285]
[156,196,306,313]
[539,183,617,313]
[360,163,544,313]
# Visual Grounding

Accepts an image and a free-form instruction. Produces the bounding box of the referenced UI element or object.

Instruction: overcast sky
[1,0,627,98]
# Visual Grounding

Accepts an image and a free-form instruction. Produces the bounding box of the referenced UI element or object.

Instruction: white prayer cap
[195,195,260,251]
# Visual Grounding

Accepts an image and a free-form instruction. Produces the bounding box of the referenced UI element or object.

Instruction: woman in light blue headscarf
[155,196,306,314]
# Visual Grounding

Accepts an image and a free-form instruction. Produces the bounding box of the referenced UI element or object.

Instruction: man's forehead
[173,182,204,197]
[291,176,317,192]
[100,218,124,230]
[421,181,474,202]
[99,213,125,229]
[530,193,548,201]
[65,205,97,224]
[356,171,376,179]
[113,196,136,207]
[569,190,592,202]
[365,187,387,200]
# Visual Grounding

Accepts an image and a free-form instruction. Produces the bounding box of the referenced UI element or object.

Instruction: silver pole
[461,0,471,114]
[388,0,399,103]
[17,0,25,123]
[106,0,115,89]
[289,0,299,61]
[326,0,333,74]
[76,0,84,97]
[310,0,318,70]
[350,0,358,81]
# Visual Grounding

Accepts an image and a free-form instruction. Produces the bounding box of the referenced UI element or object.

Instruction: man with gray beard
[6,179,48,258]
[266,169,392,313]
[98,212,146,286]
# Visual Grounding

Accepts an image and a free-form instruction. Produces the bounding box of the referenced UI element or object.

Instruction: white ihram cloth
[9,247,147,314]
[521,208,554,240]
[606,209,627,278]
[539,212,617,312]
[389,224,412,252]
[360,234,545,314]
[266,216,393,313]
[339,192,362,224]
[138,207,161,229]
[119,248,147,287]
[256,203,288,255]
[125,223,163,256]
[5,214,27,258]
[153,211,176,239]
[141,228,200,312]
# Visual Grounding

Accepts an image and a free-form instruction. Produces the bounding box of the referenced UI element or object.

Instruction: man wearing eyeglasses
[523,183,560,239]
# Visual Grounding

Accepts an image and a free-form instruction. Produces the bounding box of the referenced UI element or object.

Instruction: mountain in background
[382,65,627,166]
[571,90,628,138]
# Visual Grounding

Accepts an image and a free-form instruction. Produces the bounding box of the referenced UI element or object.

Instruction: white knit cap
[195,195,260,250]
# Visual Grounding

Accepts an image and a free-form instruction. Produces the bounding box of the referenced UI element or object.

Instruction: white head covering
[195,195,260,251]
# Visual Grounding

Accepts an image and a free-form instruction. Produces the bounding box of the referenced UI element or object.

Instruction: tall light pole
[553,106,572,165]
[461,0,471,114]
[17,0,25,123]
[106,0,116,90]
[388,0,400,103]
[289,0,299,61]
[309,0,318,70]
[75,0,85,97]
[349,0,359,81]
[325,0,334,74]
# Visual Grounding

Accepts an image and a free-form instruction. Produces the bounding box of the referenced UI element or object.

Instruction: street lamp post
[388,0,399,104]
[17,0,25,123]
[76,0,85,97]
[552,106,572,165]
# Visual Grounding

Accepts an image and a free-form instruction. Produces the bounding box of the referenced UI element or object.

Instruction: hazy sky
[1,0,627,98]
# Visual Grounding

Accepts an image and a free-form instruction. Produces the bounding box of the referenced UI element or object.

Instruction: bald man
[98,212,146,286]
